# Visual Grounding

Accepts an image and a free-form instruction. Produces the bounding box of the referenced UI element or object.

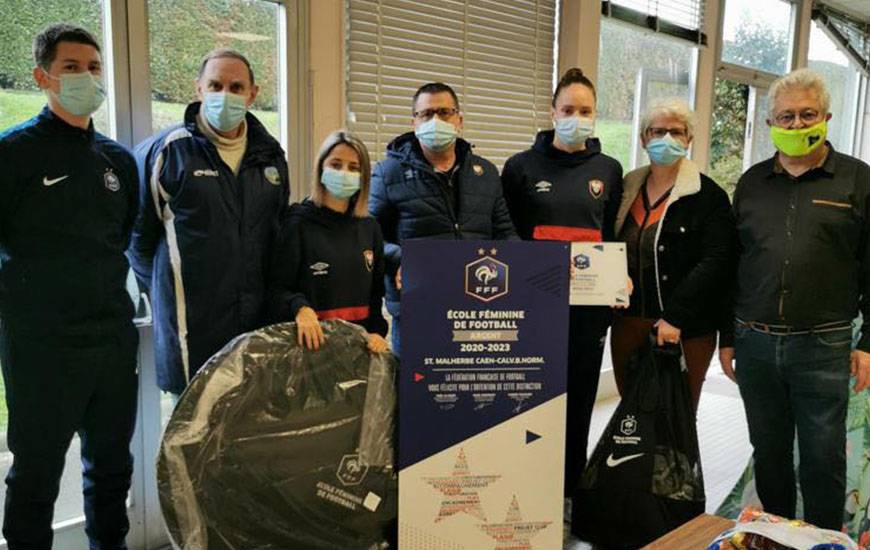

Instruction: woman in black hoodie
[501,68,624,497]
[268,130,389,352]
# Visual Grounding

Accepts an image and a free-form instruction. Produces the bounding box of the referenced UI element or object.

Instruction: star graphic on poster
[478,247,486,255]
[489,247,497,255]
[424,448,501,522]
[478,495,552,549]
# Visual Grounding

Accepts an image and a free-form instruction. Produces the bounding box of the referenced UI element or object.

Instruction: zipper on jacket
[415,160,462,238]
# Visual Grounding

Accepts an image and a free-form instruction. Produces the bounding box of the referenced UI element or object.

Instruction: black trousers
[0,323,138,549]
[564,306,611,497]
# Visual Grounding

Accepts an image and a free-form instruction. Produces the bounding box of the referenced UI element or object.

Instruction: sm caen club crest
[465,248,509,302]
[588,179,604,199]
[363,249,374,272]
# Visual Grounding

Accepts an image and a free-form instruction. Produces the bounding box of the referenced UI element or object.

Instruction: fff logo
[465,256,509,302]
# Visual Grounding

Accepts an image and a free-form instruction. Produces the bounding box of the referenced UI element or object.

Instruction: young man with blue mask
[128,48,289,396]
[0,23,139,548]
[369,82,517,356]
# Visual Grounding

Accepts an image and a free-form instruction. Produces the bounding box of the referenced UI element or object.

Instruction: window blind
[346,0,557,166]
[601,0,706,45]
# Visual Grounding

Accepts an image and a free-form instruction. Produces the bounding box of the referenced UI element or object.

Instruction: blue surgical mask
[45,70,105,117]
[321,168,361,199]
[554,115,595,147]
[415,118,457,152]
[646,134,688,166]
[203,92,248,132]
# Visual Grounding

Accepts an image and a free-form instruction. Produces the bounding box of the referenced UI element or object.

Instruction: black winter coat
[614,159,737,339]
[369,132,517,304]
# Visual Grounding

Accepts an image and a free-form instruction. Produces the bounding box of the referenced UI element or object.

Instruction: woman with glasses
[501,67,624,497]
[611,98,735,410]
[268,130,389,353]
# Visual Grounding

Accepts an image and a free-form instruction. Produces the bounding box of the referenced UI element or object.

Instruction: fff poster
[398,240,570,549]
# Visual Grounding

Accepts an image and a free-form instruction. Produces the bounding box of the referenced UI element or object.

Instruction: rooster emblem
[475,263,499,285]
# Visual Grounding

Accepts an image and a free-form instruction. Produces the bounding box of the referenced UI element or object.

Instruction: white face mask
[553,115,595,147]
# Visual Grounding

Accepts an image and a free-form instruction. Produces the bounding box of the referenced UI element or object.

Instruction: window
[602,0,706,44]
[721,0,795,75]
[813,3,870,72]
[809,13,865,153]
[147,0,281,139]
[0,1,110,135]
[346,0,557,167]
[596,18,697,170]
[708,78,776,196]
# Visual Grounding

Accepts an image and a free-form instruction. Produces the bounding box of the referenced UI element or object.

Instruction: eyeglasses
[413,107,459,121]
[772,109,821,127]
[646,127,688,139]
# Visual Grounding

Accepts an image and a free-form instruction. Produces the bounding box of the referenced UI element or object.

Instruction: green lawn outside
[0,88,280,140]
[596,119,633,170]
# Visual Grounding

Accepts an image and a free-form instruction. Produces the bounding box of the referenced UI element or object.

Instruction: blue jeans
[734,323,851,529]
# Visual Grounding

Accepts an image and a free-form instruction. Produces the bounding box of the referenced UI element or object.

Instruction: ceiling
[819,0,870,23]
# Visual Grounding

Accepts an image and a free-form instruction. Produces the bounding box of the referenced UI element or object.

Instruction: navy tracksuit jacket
[128,102,289,394]
[0,106,139,548]
[268,199,388,336]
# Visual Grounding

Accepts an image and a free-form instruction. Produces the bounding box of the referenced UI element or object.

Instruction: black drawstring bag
[158,320,398,549]
[571,335,705,548]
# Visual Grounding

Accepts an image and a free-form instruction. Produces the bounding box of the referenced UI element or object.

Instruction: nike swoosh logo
[606,453,644,467]
[43,175,69,186]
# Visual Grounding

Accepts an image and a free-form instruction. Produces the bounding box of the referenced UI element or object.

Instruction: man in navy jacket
[0,24,138,548]
[128,49,289,395]
[369,82,517,356]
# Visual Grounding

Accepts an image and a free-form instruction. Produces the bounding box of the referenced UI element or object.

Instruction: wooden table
[642,514,736,549]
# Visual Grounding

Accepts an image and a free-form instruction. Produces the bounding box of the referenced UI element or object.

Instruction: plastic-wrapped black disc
[157,320,398,549]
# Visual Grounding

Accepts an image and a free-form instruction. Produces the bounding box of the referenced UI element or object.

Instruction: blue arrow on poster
[398,240,569,549]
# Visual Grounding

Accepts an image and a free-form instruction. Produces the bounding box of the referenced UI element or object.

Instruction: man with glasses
[719,68,870,529]
[0,23,139,548]
[369,82,517,356]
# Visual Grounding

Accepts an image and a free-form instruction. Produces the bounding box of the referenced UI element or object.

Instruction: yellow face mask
[769,120,827,157]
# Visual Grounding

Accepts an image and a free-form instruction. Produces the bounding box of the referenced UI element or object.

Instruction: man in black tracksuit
[502,129,623,495]
[0,25,138,548]
[369,83,517,356]
[128,49,289,395]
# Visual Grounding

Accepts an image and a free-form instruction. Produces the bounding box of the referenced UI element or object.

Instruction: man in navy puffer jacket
[369,82,517,356]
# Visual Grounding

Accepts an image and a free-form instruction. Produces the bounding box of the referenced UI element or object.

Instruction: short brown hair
[197,48,255,85]
[33,23,101,70]
[552,67,596,106]
[312,130,372,218]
